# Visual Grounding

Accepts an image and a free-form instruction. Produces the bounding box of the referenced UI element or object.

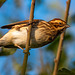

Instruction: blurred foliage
[12,57,22,75]
[37,49,52,75]
[48,1,65,19]
[12,55,32,75]
[38,63,52,75]
[71,14,75,23]
[35,0,42,6]
[0,47,16,56]
[46,33,73,52]
[0,0,6,7]
[14,0,22,8]
[57,68,75,75]
[59,49,67,68]
[39,72,49,75]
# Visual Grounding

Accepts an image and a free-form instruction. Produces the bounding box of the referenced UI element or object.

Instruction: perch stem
[21,0,35,75]
[53,0,71,75]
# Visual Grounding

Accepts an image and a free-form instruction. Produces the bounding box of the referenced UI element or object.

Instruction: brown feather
[49,18,66,23]
[1,19,43,29]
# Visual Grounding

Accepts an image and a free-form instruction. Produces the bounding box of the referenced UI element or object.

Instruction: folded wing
[1,19,43,29]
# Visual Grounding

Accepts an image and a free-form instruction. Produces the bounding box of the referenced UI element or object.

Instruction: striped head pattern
[48,18,70,31]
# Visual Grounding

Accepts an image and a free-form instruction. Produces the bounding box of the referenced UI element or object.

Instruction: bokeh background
[0,0,75,75]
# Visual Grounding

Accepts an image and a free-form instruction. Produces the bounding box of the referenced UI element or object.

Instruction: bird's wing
[1,19,43,29]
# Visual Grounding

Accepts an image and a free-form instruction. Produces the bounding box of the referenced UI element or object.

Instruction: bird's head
[48,18,70,33]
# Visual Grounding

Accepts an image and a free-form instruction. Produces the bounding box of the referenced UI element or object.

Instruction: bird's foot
[14,44,30,55]
[23,51,30,55]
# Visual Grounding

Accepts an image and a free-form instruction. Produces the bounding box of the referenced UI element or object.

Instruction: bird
[0,18,70,50]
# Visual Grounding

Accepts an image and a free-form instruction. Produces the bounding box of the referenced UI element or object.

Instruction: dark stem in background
[0,0,6,7]
[21,0,35,75]
[53,0,71,75]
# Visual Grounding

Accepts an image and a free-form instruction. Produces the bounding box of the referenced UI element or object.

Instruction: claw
[23,51,30,55]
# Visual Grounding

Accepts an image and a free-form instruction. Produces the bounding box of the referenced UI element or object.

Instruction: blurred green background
[0,0,75,75]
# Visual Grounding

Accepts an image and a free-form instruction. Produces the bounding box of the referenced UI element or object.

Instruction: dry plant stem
[53,0,71,75]
[39,49,45,72]
[21,0,35,75]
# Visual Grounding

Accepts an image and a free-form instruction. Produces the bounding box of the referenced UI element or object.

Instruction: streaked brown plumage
[0,18,70,50]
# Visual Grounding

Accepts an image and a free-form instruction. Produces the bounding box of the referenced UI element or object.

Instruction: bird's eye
[59,22,62,24]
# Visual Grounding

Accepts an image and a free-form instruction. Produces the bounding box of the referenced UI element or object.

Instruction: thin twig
[21,0,35,75]
[53,0,71,75]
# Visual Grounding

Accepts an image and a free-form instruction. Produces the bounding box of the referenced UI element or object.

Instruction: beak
[65,24,70,28]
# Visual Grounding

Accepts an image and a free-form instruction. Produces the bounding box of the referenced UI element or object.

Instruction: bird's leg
[14,44,24,50]
[14,44,30,55]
